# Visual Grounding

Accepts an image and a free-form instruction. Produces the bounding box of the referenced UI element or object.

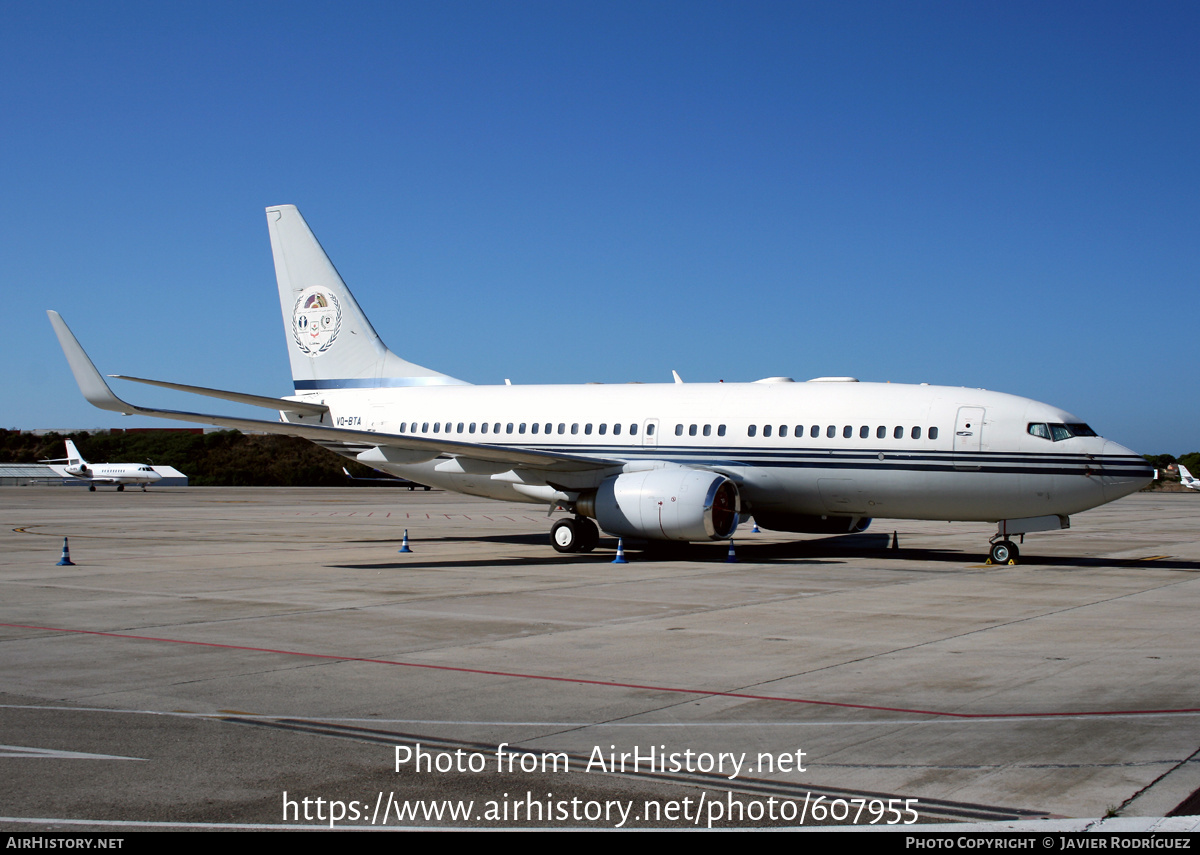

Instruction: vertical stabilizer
[64,440,86,467]
[265,205,468,391]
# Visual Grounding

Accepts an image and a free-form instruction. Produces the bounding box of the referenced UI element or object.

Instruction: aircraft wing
[48,311,620,473]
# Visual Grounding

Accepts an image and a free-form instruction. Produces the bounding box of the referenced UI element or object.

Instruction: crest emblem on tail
[291,287,342,357]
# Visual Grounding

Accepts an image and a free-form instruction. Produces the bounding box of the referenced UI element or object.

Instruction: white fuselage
[65,462,162,487]
[285,379,1151,523]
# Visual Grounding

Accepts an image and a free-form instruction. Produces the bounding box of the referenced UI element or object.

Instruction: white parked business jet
[1178,464,1200,491]
[42,439,162,491]
[47,205,1152,563]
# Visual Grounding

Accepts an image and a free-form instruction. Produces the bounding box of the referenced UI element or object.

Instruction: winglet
[46,311,137,415]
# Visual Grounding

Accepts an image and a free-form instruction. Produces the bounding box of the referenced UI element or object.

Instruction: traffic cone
[612,538,628,564]
[57,537,75,566]
[398,529,413,553]
[751,519,760,533]
[891,531,899,550]
[725,539,738,563]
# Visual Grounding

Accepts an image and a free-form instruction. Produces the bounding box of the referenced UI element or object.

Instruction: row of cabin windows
[742,424,939,440]
[392,419,936,442]
[398,421,652,437]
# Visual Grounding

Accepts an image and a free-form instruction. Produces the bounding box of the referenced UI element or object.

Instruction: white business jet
[47,206,1153,563]
[42,439,162,491]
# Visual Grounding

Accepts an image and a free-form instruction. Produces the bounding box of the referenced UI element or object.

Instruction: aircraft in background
[48,205,1153,563]
[1178,464,1200,491]
[42,439,162,492]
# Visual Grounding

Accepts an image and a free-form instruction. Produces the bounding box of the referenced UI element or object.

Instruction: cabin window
[558,423,566,434]
[675,424,684,436]
[876,425,886,439]
[433,423,440,433]
[779,425,788,438]
[826,425,836,438]
[703,424,711,436]
[571,423,579,435]
[929,426,939,440]
[519,423,526,434]
[504,423,512,434]
[599,423,607,435]
[493,423,501,434]
[531,423,539,434]
[763,425,772,437]
[585,424,592,435]
[911,426,922,440]
[467,423,475,434]
[811,425,820,438]
[411,423,418,433]
[613,423,622,436]
[859,425,869,439]
[457,423,464,433]
[689,424,697,436]
[843,425,852,439]
[630,424,638,436]
[399,423,406,433]
[795,425,803,437]
[748,425,757,437]
[718,424,726,436]
[480,423,488,434]
[894,426,903,439]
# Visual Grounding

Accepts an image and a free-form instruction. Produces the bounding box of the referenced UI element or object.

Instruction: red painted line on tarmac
[4,622,1198,721]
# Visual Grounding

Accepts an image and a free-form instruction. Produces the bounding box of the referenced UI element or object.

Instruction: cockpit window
[1029,422,1098,441]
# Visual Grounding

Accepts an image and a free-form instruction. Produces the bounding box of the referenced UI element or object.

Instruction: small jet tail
[265,205,468,392]
[1179,464,1197,488]
[64,439,87,468]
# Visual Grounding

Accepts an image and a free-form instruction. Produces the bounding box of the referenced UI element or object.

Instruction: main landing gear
[550,516,600,554]
[117,485,124,492]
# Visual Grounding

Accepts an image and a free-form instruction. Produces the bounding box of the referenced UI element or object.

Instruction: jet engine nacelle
[753,512,872,534]
[579,470,740,541]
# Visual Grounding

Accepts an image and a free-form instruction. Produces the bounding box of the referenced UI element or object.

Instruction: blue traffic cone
[725,539,738,563]
[57,537,75,566]
[398,529,413,553]
[751,519,760,533]
[612,538,628,564]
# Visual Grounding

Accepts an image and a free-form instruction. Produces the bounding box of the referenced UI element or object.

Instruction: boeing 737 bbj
[48,205,1152,563]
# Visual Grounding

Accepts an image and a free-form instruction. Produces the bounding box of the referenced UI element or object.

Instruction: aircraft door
[953,407,984,470]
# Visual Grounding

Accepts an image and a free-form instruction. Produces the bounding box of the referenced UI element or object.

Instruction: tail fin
[1180,464,1196,486]
[64,439,86,467]
[265,205,468,391]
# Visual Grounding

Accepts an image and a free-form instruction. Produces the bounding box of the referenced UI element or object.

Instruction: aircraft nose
[1101,440,1154,500]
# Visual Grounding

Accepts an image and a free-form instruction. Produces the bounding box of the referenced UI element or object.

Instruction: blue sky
[4,1,1196,453]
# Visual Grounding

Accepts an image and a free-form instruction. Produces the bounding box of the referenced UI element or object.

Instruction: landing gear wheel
[990,540,1019,564]
[575,518,600,553]
[88,485,96,492]
[117,485,124,492]
[551,518,579,553]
